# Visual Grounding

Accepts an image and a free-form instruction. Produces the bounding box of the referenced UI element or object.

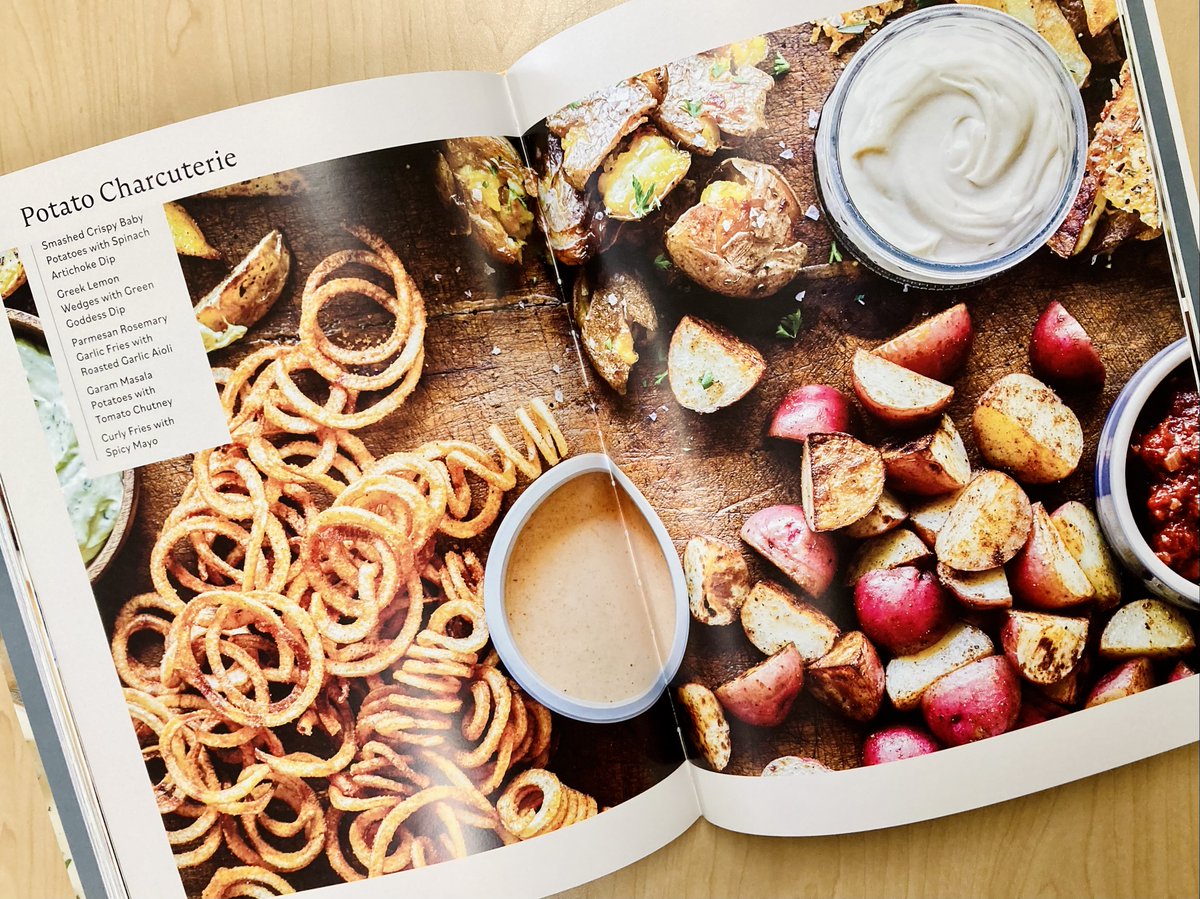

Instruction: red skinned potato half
[769,385,853,442]
[861,725,941,765]
[1085,658,1155,708]
[806,631,886,722]
[1011,503,1095,610]
[854,566,953,655]
[1167,660,1197,683]
[921,655,1022,747]
[876,303,974,381]
[851,350,954,427]
[715,644,805,727]
[740,505,838,597]
[1029,301,1105,388]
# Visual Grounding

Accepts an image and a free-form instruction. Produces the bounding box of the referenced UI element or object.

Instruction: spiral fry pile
[110,226,596,894]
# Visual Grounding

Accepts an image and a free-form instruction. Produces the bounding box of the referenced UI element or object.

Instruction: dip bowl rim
[1095,337,1199,610]
[482,451,690,724]
[5,308,139,585]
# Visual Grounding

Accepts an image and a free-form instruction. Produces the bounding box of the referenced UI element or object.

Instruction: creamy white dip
[838,21,1075,264]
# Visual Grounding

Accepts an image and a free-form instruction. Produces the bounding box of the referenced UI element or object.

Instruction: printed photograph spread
[0,0,1195,897]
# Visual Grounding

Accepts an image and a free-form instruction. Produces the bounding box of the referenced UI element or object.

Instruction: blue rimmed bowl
[1095,338,1199,610]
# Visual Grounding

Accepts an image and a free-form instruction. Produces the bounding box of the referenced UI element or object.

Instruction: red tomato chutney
[1131,388,1199,581]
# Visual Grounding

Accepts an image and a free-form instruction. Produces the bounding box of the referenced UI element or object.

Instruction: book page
[506,0,1199,835]
[0,69,698,899]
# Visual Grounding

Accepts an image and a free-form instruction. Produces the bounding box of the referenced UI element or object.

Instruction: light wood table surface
[0,2,1196,897]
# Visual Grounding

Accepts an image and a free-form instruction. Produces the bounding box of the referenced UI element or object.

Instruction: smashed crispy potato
[197,169,309,197]
[810,1,903,54]
[546,77,659,190]
[194,230,291,352]
[678,683,731,770]
[666,158,808,298]
[0,249,26,300]
[434,137,537,265]
[572,267,658,394]
[654,51,774,155]
[598,128,691,221]
[164,201,221,260]
[536,135,600,266]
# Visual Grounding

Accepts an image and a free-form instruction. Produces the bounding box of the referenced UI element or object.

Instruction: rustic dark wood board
[521,20,1190,777]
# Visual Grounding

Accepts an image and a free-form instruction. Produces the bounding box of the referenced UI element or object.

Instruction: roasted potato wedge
[668,315,765,413]
[197,169,310,197]
[875,304,974,381]
[843,488,908,540]
[0,249,26,300]
[973,373,1084,485]
[884,622,995,712]
[1099,599,1196,659]
[1082,0,1118,34]
[597,127,691,221]
[740,580,839,660]
[846,528,932,585]
[1011,503,1095,609]
[1085,658,1155,708]
[164,201,221,260]
[937,563,1013,611]
[1037,656,1089,706]
[762,756,831,775]
[194,230,291,352]
[546,77,659,190]
[909,490,964,547]
[882,415,972,496]
[852,350,954,427]
[716,644,806,726]
[573,268,658,394]
[801,433,885,532]
[684,535,750,626]
[1001,611,1089,685]
[740,506,838,597]
[665,158,808,298]
[807,631,886,722]
[935,470,1032,571]
[1051,503,1121,610]
[434,137,537,264]
[678,683,731,770]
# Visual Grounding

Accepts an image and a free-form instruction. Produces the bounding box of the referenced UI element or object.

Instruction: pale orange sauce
[504,471,677,704]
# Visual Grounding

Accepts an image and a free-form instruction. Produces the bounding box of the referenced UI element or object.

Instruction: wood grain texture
[0,1,1195,898]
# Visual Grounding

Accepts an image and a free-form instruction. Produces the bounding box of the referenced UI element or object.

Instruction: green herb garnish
[568,100,583,109]
[630,175,660,217]
[710,57,730,78]
[654,370,669,385]
[653,253,673,271]
[836,22,869,34]
[775,310,804,339]
[603,337,614,351]
[679,98,704,117]
[771,51,791,78]
[829,241,844,264]
[854,293,866,306]
[699,371,716,390]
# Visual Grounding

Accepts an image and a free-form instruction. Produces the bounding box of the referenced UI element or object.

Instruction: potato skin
[875,303,974,381]
[861,725,941,765]
[854,567,953,655]
[1029,301,1105,387]
[434,136,537,264]
[1085,658,1155,708]
[194,230,291,351]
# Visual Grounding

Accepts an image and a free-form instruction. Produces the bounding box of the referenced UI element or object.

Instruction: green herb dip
[15,337,124,564]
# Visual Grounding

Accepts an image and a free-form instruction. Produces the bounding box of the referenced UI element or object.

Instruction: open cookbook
[0,0,1197,896]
